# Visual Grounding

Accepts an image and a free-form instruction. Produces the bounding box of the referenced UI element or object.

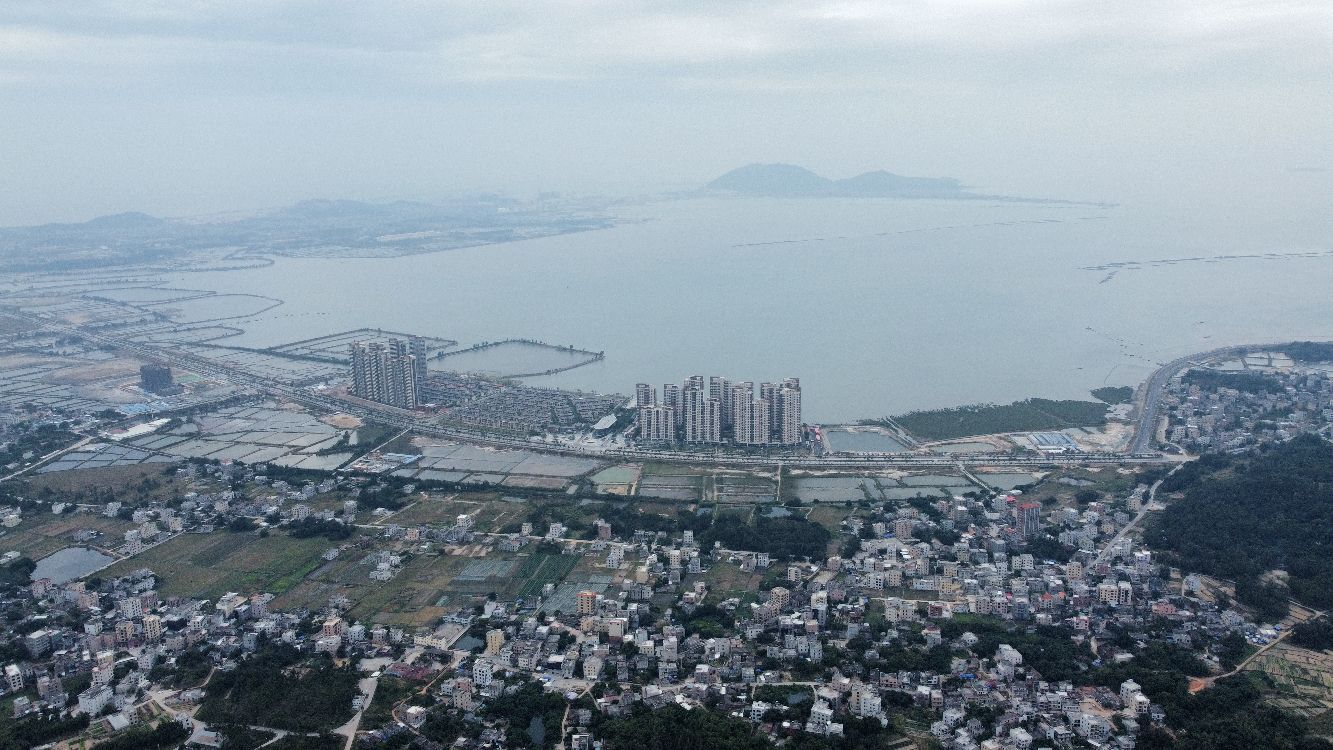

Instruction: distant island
[704,163,969,198]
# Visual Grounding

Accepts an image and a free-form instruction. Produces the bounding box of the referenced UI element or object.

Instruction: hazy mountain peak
[706,164,833,196]
[704,164,966,198]
[79,211,166,229]
[281,199,381,217]
[833,170,962,195]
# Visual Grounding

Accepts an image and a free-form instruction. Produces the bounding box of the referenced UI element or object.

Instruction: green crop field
[384,492,515,532]
[341,554,468,626]
[18,463,186,503]
[516,553,579,597]
[805,504,856,533]
[105,531,336,599]
[700,561,766,604]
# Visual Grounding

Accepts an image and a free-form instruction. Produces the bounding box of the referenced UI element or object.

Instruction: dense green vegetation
[1235,578,1292,623]
[1088,641,1209,693]
[420,708,482,746]
[940,617,1088,681]
[700,514,831,560]
[360,675,416,730]
[870,398,1107,441]
[786,716,900,750]
[266,734,345,750]
[217,725,277,750]
[1146,435,1333,613]
[874,643,954,673]
[517,498,710,540]
[198,645,359,733]
[682,603,735,638]
[1181,368,1284,395]
[356,482,410,511]
[483,680,567,749]
[1083,643,1331,750]
[597,704,773,750]
[288,517,355,540]
[1156,452,1233,493]
[1023,534,1076,563]
[596,503,710,538]
[148,647,213,688]
[1136,674,1332,750]
[1215,631,1252,670]
[0,557,35,592]
[1280,341,1333,363]
[0,712,89,750]
[1291,618,1333,651]
[1092,385,1134,404]
[0,424,78,467]
[91,720,190,750]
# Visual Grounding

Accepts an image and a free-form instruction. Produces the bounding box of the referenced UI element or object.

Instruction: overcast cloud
[1,1,1330,223]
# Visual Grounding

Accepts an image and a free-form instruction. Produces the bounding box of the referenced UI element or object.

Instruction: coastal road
[1128,342,1298,454]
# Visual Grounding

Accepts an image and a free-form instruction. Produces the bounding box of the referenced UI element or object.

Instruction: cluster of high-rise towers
[349,336,428,409]
[636,376,803,446]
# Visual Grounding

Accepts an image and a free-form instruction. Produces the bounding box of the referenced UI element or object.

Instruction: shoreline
[3,301,1327,469]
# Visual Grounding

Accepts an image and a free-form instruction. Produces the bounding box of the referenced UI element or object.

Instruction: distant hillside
[78,211,167,229]
[833,169,962,196]
[705,163,968,198]
[0,195,614,271]
[706,164,833,196]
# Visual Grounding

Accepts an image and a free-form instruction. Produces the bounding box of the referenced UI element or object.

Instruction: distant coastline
[698,163,1115,207]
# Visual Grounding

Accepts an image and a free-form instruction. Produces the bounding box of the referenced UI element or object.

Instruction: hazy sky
[1,0,1330,224]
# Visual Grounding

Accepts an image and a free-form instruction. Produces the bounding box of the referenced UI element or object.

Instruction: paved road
[1093,464,1179,565]
[1128,342,1294,454]
[336,659,389,750]
[1190,608,1328,693]
[0,434,93,482]
[555,684,591,750]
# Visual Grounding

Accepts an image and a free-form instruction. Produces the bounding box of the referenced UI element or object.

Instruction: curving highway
[1127,341,1298,454]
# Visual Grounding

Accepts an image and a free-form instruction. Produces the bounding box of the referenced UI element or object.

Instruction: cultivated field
[275,546,593,626]
[0,512,136,561]
[699,560,767,605]
[515,553,580,597]
[1247,641,1333,718]
[379,492,519,531]
[19,462,181,499]
[104,530,335,599]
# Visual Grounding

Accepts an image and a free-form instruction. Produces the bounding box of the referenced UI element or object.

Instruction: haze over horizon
[1,1,1331,225]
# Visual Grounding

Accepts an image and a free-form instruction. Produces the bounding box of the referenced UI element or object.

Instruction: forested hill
[1147,434,1333,616]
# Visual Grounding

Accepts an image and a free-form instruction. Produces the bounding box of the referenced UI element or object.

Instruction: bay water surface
[164,194,1333,423]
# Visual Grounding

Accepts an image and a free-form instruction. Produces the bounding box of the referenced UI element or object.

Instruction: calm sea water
[165,195,1333,423]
